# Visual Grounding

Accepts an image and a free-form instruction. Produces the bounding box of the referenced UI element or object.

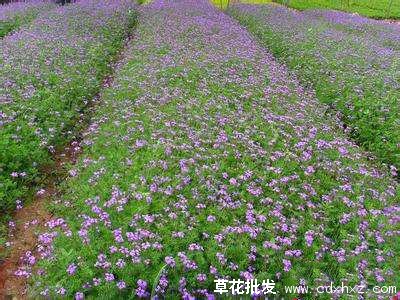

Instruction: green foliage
[272,0,400,19]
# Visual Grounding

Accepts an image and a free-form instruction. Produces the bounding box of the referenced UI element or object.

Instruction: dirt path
[0,142,81,299]
[0,202,51,299]
[0,30,136,299]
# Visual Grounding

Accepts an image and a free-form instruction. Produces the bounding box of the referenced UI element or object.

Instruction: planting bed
[229,4,400,171]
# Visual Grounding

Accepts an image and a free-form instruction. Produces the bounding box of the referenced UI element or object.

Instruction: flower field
[3,0,394,298]
[0,1,56,38]
[1,0,399,299]
[229,4,400,172]
[0,0,137,224]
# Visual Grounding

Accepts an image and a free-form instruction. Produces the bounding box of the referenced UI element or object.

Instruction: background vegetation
[210,0,399,19]
[273,0,399,19]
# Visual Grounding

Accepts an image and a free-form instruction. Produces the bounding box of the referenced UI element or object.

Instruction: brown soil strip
[0,142,81,299]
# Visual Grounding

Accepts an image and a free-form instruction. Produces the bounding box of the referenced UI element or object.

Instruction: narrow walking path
[0,148,67,299]
[14,0,398,298]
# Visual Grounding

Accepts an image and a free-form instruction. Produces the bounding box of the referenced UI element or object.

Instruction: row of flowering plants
[25,0,400,298]
[228,4,400,172]
[0,0,56,38]
[0,0,137,223]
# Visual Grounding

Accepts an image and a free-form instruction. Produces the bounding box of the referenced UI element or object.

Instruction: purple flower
[305,230,314,247]
[165,256,176,267]
[116,259,126,269]
[247,185,262,196]
[229,178,238,185]
[93,278,101,286]
[67,263,77,276]
[338,146,348,156]
[207,215,216,222]
[56,287,66,295]
[196,273,207,282]
[136,279,149,298]
[105,273,115,282]
[117,281,126,290]
[283,259,292,272]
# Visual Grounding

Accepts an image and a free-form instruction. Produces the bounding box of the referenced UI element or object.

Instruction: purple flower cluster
[0,1,55,23]
[0,1,56,40]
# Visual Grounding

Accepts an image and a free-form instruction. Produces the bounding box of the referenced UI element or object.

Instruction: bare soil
[0,142,81,299]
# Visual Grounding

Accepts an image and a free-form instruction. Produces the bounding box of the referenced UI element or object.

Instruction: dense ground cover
[0,0,137,231]
[229,4,400,172]
[20,0,400,298]
[272,0,400,19]
[0,1,56,38]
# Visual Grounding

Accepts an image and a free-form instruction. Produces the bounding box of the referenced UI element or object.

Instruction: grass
[209,0,400,18]
[272,0,400,19]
